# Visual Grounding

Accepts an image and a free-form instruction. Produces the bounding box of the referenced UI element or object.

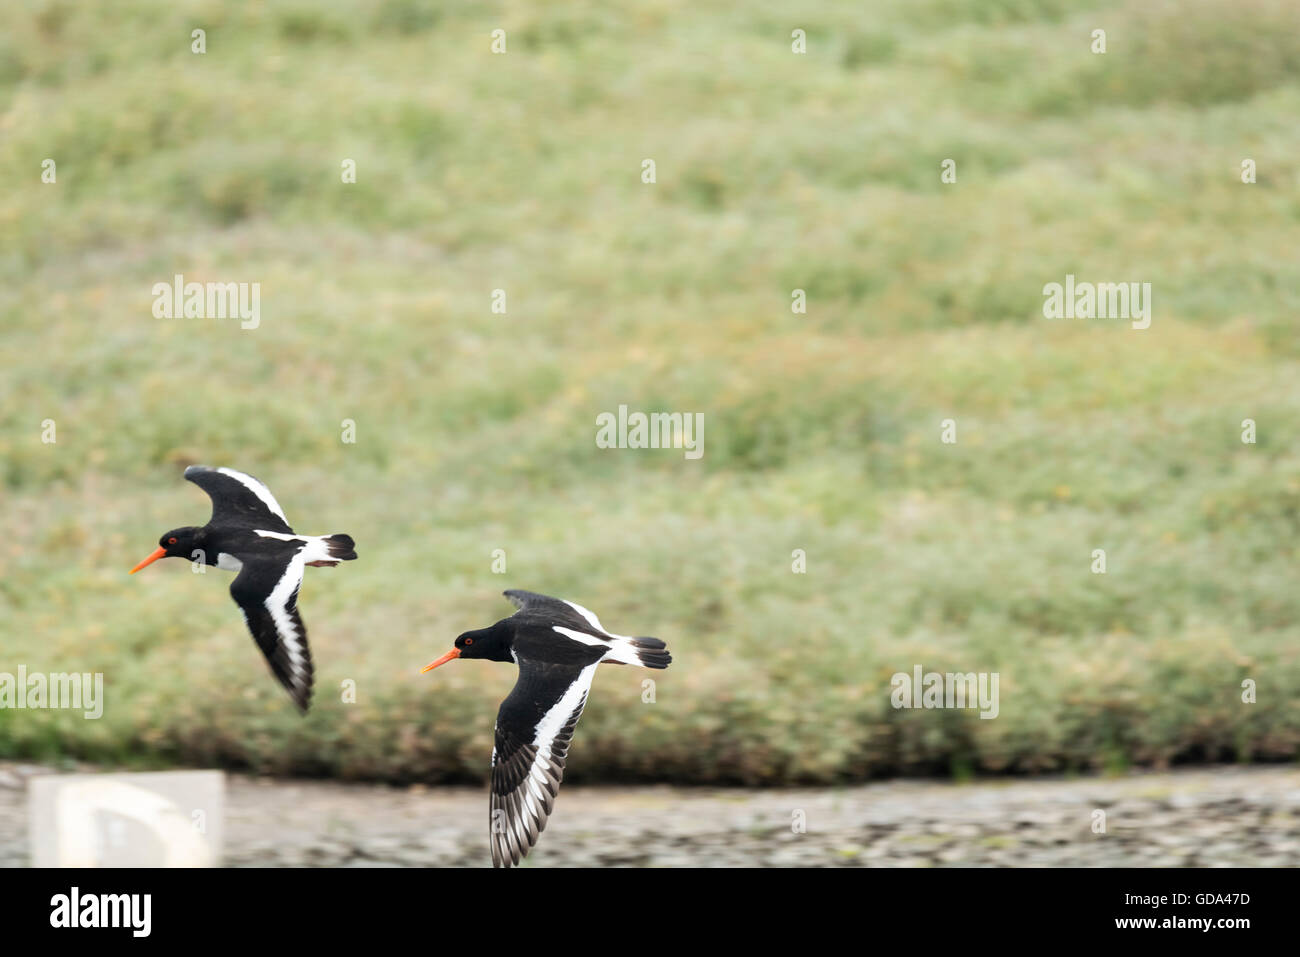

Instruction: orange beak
[129,546,167,575]
[420,648,460,673]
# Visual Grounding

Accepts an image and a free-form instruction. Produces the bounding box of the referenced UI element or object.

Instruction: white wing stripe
[253,530,304,542]
[492,661,599,866]
[265,552,308,678]
[254,531,335,563]
[560,601,635,641]
[218,467,290,525]
[533,662,597,753]
[552,626,609,647]
[507,662,597,838]
[562,599,605,631]
[554,626,650,666]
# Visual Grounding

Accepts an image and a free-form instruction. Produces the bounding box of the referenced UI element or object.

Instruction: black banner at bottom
[0,866,1274,942]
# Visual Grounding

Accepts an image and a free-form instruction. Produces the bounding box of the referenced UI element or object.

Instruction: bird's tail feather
[324,533,358,561]
[603,636,671,669]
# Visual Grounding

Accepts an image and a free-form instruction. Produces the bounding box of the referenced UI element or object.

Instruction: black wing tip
[492,841,526,868]
[491,830,533,869]
[185,464,266,484]
[279,676,313,713]
[285,674,313,713]
[503,589,543,608]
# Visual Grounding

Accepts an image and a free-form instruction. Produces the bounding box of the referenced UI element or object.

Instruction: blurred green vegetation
[1,0,1299,784]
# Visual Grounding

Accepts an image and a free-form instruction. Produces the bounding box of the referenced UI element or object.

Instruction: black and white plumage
[421,590,670,868]
[129,466,357,713]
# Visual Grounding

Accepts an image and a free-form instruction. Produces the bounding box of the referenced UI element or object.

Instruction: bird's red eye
[168,537,177,545]
[464,638,474,645]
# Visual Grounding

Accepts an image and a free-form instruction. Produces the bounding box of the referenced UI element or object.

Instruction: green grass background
[2,0,1299,784]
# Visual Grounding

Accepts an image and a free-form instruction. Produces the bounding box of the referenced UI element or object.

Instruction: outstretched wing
[489,657,598,867]
[228,552,314,712]
[503,589,672,669]
[185,465,293,534]
[503,589,609,636]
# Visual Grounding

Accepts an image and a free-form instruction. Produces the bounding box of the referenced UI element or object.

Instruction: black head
[455,623,514,661]
[421,621,514,673]
[159,526,205,555]
[130,526,205,574]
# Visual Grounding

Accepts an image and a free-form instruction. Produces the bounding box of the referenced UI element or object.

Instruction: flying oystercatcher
[129,466,357,713]
[422,590,670,868]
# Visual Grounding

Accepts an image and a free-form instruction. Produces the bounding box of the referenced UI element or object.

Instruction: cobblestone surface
[3,762,1299,867]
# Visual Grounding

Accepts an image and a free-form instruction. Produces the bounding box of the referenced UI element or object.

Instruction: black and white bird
[421,589,670,868]
[129,466,357,713]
